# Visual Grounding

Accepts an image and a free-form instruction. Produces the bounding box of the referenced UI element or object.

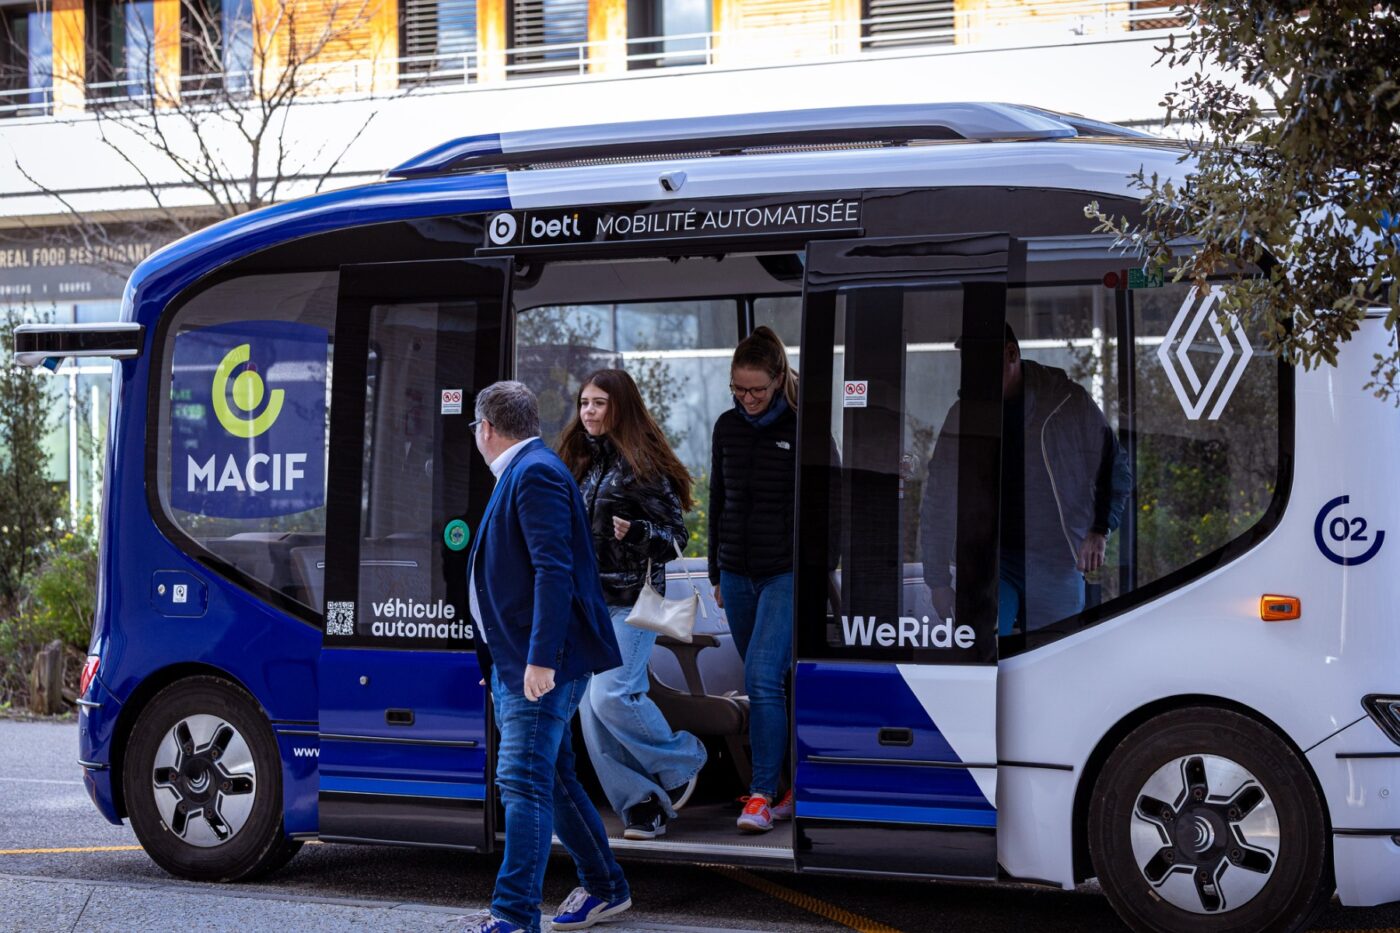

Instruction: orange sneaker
[736,795,773,833]
[771,789,795,821]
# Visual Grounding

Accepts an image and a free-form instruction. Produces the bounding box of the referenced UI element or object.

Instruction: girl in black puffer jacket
[558,369,707,840]
[711,326,799,834]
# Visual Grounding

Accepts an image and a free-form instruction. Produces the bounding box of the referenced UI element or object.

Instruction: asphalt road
[2,719,1397,933]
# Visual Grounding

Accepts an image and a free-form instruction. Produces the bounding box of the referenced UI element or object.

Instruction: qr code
[326,601,355,636]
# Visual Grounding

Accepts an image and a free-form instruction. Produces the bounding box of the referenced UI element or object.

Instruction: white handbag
[625,540,708,643]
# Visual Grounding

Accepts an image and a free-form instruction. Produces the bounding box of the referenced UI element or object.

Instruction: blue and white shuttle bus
[15,102,1400,933]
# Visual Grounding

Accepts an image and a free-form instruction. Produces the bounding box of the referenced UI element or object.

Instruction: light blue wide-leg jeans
[579,606,708,819]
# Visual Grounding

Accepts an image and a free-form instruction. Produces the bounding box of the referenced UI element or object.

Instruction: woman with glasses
[709,326,798,833]
[557,369,708,842]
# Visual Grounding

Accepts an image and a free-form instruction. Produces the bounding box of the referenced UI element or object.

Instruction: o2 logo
[487,213,518,246]
[212,343,284,438]
[1314,495,1386,566]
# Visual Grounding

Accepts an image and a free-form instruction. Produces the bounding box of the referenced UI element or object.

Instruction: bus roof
[385,102,1160,179]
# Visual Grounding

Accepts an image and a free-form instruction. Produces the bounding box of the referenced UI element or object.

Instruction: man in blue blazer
[462,381,628,933]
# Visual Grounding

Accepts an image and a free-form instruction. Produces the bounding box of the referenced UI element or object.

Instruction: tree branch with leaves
[1087,1,1399,400]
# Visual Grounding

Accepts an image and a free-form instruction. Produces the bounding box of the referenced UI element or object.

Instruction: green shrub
[0,517,98,708]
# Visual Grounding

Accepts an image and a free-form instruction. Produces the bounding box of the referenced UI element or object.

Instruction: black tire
[123,676,301,882]
[1088,707,1332,933]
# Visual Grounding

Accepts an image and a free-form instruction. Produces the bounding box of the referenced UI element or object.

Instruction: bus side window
[1003,252,1283,648]
[154,272,338,613]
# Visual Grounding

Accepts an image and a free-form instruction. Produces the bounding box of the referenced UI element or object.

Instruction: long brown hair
[732,325,798,408]
[556,369,694,511]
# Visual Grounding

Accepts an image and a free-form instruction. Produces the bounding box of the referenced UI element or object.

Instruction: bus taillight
[78,656,100,697]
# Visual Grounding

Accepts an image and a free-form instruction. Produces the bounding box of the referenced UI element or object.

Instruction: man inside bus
[464,380,631,933]
[920,324,1132,634]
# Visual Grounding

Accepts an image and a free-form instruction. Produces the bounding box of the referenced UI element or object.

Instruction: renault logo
[1157,285,1254,421]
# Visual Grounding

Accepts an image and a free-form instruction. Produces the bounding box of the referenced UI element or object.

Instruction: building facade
[0,0,1190,517]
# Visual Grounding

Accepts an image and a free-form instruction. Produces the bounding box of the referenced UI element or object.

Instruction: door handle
[878,727,913,747]
[385,708,415,726]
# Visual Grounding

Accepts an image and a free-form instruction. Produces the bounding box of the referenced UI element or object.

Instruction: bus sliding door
[317,259,508,850]
[794,234,1008,877]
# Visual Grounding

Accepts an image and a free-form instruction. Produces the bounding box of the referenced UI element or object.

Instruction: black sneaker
[665,774,698,812]
[622,798,667,840]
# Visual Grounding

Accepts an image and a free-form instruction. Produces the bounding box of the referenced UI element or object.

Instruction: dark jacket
[467,439,622,693]
[577,434,689,606]
[921,359,1133,590]
[708,403,798,585]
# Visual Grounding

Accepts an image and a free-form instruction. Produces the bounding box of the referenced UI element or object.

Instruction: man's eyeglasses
[469,418,487,434]
[729,378,777,400]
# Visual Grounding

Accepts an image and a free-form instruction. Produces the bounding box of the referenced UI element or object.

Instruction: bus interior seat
[647,558,752,788]
[290,536,429,613]
[202,532,322,603]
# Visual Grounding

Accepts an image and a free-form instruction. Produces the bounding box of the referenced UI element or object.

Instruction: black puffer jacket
[577,435,689,607]
[708,403,797,585]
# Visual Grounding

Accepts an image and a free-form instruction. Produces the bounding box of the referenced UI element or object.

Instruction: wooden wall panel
[153,0,182,103]
[586,0,627,74]
[476,0,507,81]
[50,0,85,113]
[953,0,1129,45]
[711,0,834,64]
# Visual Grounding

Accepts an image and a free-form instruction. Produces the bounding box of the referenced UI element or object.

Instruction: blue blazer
[468,438,622,693]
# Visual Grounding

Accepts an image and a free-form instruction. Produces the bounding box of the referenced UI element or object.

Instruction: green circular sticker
[443,519,471,551]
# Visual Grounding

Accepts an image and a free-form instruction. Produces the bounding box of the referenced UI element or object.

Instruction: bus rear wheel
[1088,707,1332,933]
[124,676,302,881]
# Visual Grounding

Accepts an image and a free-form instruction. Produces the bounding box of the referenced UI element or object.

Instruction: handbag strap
[639,541,707,620]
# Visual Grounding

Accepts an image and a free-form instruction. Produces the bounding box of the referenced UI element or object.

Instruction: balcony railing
[0,0,1190,118]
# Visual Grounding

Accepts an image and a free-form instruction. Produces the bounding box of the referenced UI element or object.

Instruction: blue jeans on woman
[719,570,792,800]
[580,606,708,820]
[490,667,630,933]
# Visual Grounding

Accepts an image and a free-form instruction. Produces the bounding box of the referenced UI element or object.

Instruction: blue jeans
[490,667,629,932]
[580,606,707,819]
[719,570,792,800]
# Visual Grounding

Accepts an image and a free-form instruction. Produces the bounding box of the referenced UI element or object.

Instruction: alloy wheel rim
[151,713,257,847]
[1128,753,1279,914]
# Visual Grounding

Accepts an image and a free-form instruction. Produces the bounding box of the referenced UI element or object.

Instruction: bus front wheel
[1088,706,1332,933]
[123,676,302,881]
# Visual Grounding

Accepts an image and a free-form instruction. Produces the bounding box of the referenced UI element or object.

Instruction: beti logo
[487,213,518,246]
[213,343,284,438]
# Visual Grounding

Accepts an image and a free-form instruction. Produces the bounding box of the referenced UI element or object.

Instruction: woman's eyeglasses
[730,378,777,400]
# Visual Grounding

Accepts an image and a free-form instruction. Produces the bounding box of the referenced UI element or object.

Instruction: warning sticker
[441,389,463,415]
[843,380,868,408]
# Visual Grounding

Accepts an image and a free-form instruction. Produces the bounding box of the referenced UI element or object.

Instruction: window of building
[154,272,337,615]
[88,0,158,98]
[508,0,587,75]
[860,0,953,49]
[181,0,256,94]
[401,0,477,79]
[0,4,53,113]
[626,0,711,68]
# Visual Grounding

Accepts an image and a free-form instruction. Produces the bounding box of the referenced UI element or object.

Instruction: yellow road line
[0,845,144,855]
[709,865,905,933]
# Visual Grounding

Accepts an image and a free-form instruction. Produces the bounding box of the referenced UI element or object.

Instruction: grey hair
[474,380,540,440]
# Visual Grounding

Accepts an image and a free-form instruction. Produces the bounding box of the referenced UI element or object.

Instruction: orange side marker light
[1260,595,1301,622]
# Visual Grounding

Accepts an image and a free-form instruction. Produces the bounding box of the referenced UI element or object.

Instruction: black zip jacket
[578,434,689,607]
[708,405,798,585]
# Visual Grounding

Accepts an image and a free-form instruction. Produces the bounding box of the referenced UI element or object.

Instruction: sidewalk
[1,872,759,933]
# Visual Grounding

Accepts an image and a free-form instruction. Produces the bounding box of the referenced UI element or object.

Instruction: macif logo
[213,343,284,438]
[171,322,326,518]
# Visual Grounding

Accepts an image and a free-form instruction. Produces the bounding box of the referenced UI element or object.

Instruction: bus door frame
[792,233,1012,878]
[317,257,511,851]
